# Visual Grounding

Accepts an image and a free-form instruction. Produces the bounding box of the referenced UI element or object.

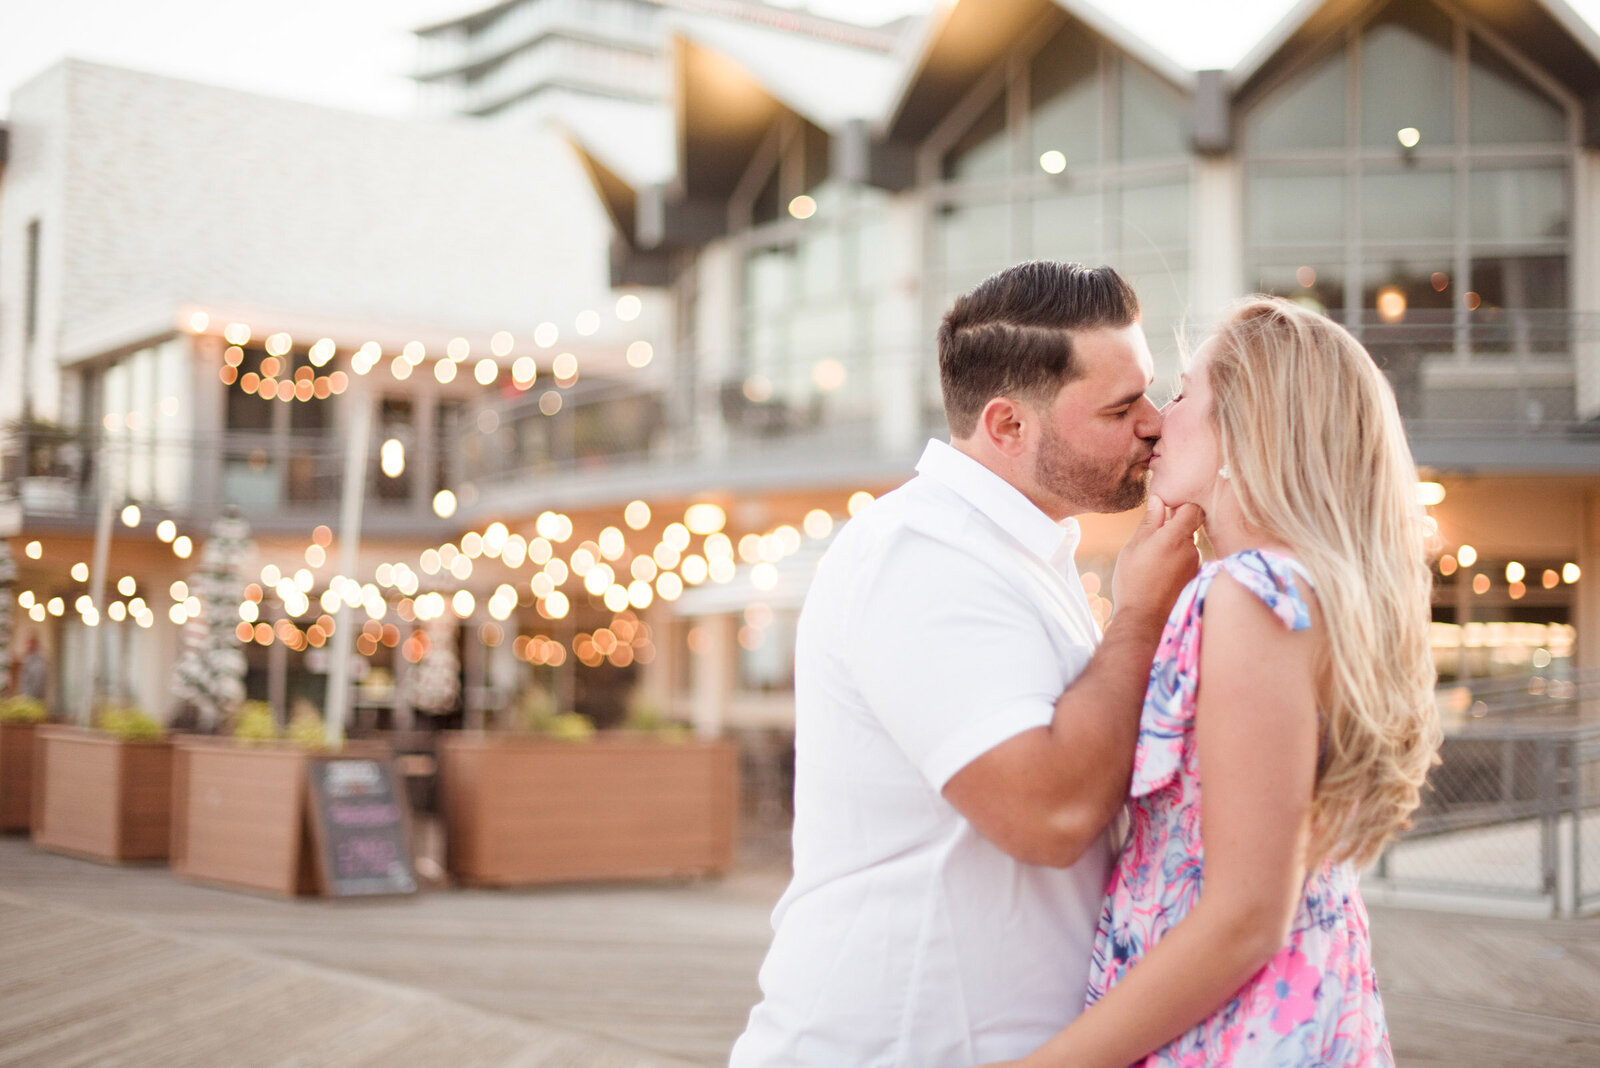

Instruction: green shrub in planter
[97,707,163,740]
[0,695,48,723]
[286,706,328,751]
[507,688,595,741]
[231,701,279,744]
[623,694,690,743]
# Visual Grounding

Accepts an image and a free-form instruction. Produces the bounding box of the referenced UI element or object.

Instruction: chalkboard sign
[305,756,418,897]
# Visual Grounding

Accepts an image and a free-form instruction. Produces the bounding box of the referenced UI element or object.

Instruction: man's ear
[976,396,1030,458]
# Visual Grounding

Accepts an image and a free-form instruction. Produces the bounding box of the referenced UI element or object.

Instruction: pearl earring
[1218,463,1232,480]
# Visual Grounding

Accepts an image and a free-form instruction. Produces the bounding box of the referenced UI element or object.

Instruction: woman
[987,297,1441,1066]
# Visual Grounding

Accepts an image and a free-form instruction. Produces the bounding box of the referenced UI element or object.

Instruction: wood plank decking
[1,836,1597,1066]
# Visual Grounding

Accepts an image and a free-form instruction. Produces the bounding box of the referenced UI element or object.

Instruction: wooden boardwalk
[1,835,1597,1066]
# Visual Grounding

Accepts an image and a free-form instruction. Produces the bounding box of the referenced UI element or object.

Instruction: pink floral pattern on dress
[1086,550,1395,1066]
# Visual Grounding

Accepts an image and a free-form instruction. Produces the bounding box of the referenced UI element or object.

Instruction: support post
[81,443,117,725]
[324,392,372,747]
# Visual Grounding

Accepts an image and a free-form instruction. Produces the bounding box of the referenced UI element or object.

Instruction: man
[18,635,46,702]
[730,262,1203,1066]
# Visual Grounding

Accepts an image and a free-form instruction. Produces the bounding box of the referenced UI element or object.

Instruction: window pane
[798,228,845,299]
[1251,261,1346,315]
[290,354,331,431]
[1363,255,1455,318]
[1248,172,1345,245]
[374,398,413,502]
[1470,167,1568,242]
[1469,255,1568,355]
[1029,190,1101,261]
[751,166,780,225]
[1246,48,1346,152]
[1120,61,1187,161]
[1471,254,1567,309]
[1361,170,1453,242]
[747,320,783,379]
[1360,3,1454,149]
[856,211,890,293]
[1029,27,1100,169]
[225,348,272,430]
[1117,265,1190,379]
[1118,182,1189,254]
[152,341,191,506]
[1469,36,1567,144]
[944,93,1010,181]
[1360,254,1455,407]
[746,246,792,313]
[936,199,1011,281]
[788,304,851,368]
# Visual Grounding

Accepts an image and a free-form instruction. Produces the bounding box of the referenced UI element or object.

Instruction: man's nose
[1138,395,1163,438]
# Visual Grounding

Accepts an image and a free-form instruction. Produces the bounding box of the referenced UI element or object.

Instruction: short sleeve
[1128,551,1313,798]
[1219,550,1314,632]
[846,532,1087,791]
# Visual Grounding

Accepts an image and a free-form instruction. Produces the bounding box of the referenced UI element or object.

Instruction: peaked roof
[881,0,1195,146]
[1232,0,1600,94]
[669,9,903,129]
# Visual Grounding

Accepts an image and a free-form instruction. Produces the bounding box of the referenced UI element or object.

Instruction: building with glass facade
[462,0,1600,733]
[3,0,1599,747]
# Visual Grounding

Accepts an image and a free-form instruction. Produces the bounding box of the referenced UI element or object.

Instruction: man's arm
[941,495,1202,866]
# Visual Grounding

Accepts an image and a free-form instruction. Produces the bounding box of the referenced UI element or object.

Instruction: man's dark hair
[937,261,1140,438]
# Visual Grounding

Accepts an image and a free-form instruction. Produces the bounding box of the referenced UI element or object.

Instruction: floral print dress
[1085,549,1393,1066]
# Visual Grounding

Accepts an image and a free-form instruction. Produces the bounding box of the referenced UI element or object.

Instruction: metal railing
[7,309,1599,526]
[0,427,461,533]
[1368,670,1600,915]
[1355,308,1594,430]
[459,312,1600,502]
[459,349,937,510]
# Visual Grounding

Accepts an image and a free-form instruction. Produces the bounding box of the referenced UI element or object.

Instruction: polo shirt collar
[916,439,1081,564]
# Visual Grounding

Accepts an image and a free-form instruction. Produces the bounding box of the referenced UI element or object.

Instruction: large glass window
[96,340,194,510]
[944,96,1010,182]
[1469,38,1567,145]
[738,177,891,431]
[1360,169,1454,242]
[1358,2,1454,149]
[929,23,1193,390]
[1242,0,1575,387]
[1469,167,1568,242]
[1029,30,1100,169]
[1120,62,1188,161]
[1247,50,1346,153]
[1248,172,1345,246]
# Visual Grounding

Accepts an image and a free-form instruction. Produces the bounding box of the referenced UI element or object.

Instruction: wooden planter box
[0,721,40,832]
[439,733,739,886]
[170,738,393,896]
[32,727,174,863]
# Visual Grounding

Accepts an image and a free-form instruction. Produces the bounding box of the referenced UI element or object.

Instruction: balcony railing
[463,310,1600,509]
[1353,308,1590,428]
[7,308,1596,532]
[0,428,461,535]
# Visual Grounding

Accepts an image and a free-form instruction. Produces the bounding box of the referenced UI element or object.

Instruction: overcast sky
[4,0,1600,117]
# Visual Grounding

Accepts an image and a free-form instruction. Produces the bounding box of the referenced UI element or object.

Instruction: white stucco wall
[0,59,639,421]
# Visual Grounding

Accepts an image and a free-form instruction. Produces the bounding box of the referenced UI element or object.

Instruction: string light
[192,316,655,405]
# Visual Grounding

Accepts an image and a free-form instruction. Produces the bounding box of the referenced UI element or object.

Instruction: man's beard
[1034,422,1149,514]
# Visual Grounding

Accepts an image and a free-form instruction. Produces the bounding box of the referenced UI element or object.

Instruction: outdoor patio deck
[0,836,1596,1066]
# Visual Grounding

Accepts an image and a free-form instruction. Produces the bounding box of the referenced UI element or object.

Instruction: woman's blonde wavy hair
[1205,297,1441,869]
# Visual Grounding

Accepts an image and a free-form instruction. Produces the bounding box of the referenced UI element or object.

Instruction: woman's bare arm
[985,572,1321,1068]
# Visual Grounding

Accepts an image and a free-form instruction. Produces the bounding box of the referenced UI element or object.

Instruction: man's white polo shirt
[730,439,1112,1068]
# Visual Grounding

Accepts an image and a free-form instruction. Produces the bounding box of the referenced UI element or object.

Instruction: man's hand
[1109,493,1203,625]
